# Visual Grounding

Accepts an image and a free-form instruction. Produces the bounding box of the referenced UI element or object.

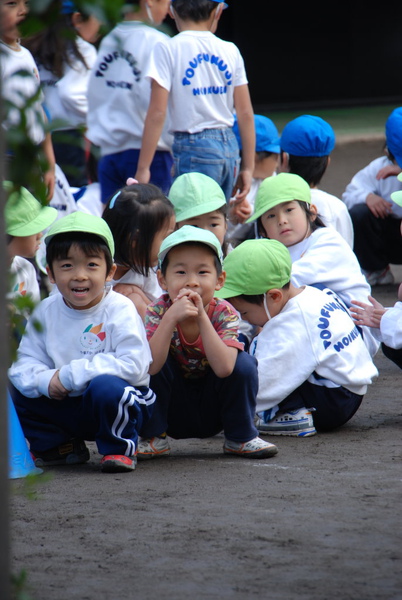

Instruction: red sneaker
[100,454,136,473]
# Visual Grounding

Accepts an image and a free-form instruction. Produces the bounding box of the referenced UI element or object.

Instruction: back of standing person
[135,0,255,222]
[342,107,402,285]
[86,0,174,204]
[280,114,354,247]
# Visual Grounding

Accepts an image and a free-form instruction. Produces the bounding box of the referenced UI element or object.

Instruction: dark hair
[257,200,326,238]
[23,1,91,78]
[256,150,279,162]
[46,231,114,274]
[172,0,220,21]
[160,242,222,276]
[102,183,175,276]
[283,153,330,187]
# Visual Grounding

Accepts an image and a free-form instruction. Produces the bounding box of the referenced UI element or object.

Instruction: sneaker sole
[101,458,136,473]
[258,428,317,437]
[223,445,278,459]
[137,449,171,461]
[34,450,90,467]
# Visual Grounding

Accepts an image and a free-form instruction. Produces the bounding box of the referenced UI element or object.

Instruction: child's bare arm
[349,296,387,329]
[232,84,255,201]
[135,80,168,184]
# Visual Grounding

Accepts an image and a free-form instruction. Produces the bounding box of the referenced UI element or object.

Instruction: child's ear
[310,204,318,222]
[46,265,56,285]
[105,263,117,282]
[279,152,289,173]
[267,289,283,303]
[157,269,168,291]
[215,270,226,291]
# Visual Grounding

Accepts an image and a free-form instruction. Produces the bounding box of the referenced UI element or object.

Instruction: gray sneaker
[223,436,278,459]
[257,408,316,437]
[137,436,171,460]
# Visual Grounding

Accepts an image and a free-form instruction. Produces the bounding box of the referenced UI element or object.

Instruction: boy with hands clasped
[9,212,156,474]
[138,226,278,459]
[217,238,378,437]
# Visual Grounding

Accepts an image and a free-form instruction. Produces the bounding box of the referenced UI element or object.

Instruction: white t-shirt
[310,187,354,248]
[250,286,378,412]
[9,256,40,304]
[147,30,248,133]
[86,21,173,156]
[0,43,45,144]
[8,287,152,398]
[288,227,379,356]
[112,267,163,303]
[342,156,402,219]
[38,36,97,129]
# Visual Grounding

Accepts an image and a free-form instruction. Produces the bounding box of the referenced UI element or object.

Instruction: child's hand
[48,370,70,400]
[349,296,386,329]
[376,164,402,180]
[366,193,393,218]
[232,169,252,202]
[170,290,200,321]
[229,197,252,224]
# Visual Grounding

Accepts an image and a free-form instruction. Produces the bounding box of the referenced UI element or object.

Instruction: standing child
[135,0,255,220]
[342,107,402,285]
[247,172,379,357]
[86,0,173,203]
[279,114,354,247]
[8,212,155,473]
[138,226,278,459]
[217,238,378,436]
[102,182,176,320]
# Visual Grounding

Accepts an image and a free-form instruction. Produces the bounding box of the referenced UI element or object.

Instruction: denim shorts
[172,127,240,200]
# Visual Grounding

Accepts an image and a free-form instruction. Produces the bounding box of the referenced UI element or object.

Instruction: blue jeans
[172,127,240,201]
[98,148,173,204]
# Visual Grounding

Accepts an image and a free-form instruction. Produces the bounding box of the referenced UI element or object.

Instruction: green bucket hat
[4,182,57,237]
[246,173,311,223]
[158,225,223,268]
[216,238,291,298]
[391,172,402,207]
[169,172,226,222]
[45,212,115,257]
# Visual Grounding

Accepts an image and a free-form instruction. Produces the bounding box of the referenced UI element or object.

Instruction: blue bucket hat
[61,1,76,14]
[233,114,280,153]
[385,107,402,168]
[280,115,335,157]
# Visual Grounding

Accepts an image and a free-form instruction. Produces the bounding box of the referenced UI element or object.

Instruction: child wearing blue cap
[135,0,255,221]
[342,107,402,286]
[138,226,278,460]
[280,114,354,248]
[228,114,280,246]
[9,212,156,474]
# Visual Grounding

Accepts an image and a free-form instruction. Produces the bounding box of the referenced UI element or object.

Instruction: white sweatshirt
[112,267,163,303]
[288,226,379,356]
[310,188,354,248]
[9,287,152,398]
[250,286,378,412]
[342,156,402,219]
[380,302,402,349]
[39,36,97,128]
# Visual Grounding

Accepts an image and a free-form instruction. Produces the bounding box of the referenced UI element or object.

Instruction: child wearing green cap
[138,225,278,459]
[248,172,379,358]
[5,183,57,303]
[217,238,378,436]
[9,212,156,473]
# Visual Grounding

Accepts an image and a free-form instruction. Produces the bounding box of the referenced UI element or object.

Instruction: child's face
[0,0,29,45]
[229,296,269,328]
[178,210,227,247]
[254,154,279,180]
[149,215,176,268]
[9,231,42,259]
[47,243,116,310]
[159,244,225,308]
[260,200,312,247]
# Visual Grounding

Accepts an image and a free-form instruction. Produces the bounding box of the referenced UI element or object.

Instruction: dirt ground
[10,137,402,600]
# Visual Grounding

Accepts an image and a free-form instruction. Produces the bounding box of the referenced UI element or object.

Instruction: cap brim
[214,282,242,299]
[7,206,57,236]
[391,190,402,207]
[176,198,226,222]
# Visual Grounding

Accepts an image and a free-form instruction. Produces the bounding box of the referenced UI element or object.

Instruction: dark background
[169,5,402,112]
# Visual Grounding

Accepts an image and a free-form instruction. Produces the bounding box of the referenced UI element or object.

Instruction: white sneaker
[223,436,278,459]
[256,408,316,437]
[362,266,394,286]
[137,436,171,460]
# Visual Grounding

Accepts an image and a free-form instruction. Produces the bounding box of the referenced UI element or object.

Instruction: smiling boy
[138,225,278,459]
[9,212,155,473]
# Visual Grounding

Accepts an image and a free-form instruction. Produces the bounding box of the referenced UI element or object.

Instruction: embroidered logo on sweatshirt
[80,323,106,354]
